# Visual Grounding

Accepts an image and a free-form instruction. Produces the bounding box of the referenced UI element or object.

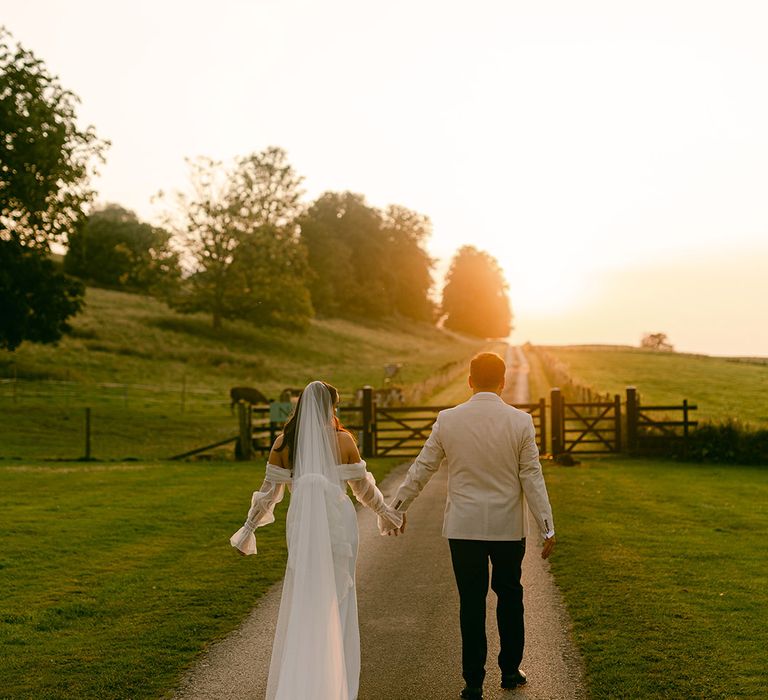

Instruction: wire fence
[0,378,230,415]
[0,361,476,461]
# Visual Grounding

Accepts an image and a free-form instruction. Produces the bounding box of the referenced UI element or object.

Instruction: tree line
[1,28,512,351]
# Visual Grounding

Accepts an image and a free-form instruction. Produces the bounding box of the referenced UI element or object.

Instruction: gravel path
[172,347,586,700]
[502,345,531,407]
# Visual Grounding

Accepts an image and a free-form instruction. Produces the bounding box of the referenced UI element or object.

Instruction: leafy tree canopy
[0,27,108,249]
[0,28,106,350]
[0,240,83,351]
[641,332,674,352]
[163,147,313,330]
[441,245,513,338]
[64,204,180,294]
[299,192,435,321]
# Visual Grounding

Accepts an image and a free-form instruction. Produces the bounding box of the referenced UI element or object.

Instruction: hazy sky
[4,1,768,355]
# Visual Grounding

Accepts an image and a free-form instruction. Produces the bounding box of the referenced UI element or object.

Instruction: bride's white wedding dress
[230,381,402,700]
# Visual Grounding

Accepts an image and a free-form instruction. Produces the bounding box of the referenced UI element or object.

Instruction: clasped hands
[383,511,406,536]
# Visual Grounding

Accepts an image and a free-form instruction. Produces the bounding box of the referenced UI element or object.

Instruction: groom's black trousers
[448,538,526,688]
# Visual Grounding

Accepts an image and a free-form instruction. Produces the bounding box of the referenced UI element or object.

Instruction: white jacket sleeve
[518,415,555,539]
[390,416,445,512]
[229,465,292,555]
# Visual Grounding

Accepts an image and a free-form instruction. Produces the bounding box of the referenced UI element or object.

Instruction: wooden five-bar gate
[227,385,696,461]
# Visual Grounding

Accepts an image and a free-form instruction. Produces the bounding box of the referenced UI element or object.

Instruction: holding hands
[377,509,406,536]
[383,511,406,536]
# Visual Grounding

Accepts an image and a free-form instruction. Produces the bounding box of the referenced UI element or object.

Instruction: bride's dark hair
[274,381,353,465]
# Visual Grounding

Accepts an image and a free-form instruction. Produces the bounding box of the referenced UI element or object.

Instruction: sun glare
[502,262,587,317]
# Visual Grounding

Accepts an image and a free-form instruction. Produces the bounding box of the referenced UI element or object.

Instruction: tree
[0,28,107,249]
[298,193,435,321]
[0,241,83,351]
[299,192,388,318]
[641,332,674,352]
[165,147,312,330]
[64,204,180,293]
[297,192,357,317]
[382,205,435,321]
[227,225,313,330]
[441,246,513,338]
[0,28,107,349]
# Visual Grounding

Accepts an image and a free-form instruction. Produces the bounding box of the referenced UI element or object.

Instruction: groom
[389,351,556,699]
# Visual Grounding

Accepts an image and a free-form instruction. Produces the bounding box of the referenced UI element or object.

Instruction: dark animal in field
[230,386,269,413]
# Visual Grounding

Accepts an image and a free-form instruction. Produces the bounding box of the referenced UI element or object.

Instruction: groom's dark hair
[470,352,506,389]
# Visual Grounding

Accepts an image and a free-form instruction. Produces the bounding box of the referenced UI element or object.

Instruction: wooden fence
[217,385,697,461]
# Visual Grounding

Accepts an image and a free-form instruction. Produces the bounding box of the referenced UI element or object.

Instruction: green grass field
[0,457,403,700]
[541,345,768,426]
[546,458,768,699]
[0,287,485,461]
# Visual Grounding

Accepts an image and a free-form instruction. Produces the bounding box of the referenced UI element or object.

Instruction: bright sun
[501,262,587,317]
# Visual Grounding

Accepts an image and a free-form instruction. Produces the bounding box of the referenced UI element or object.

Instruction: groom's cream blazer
[392,392,555,541]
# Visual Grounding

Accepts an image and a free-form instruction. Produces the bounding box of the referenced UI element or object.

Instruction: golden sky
[5,1,768,355]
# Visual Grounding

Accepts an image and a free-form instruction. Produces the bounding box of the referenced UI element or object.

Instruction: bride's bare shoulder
[269,434,287,467]
[336,430,360,463]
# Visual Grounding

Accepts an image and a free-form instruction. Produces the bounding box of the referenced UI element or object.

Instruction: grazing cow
[230,386,269,413]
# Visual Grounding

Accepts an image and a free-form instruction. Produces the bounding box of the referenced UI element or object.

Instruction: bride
[230,380,403,700]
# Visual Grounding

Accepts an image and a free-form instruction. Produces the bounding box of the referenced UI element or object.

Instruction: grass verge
[0,457,403,700]
[546,457,768,699]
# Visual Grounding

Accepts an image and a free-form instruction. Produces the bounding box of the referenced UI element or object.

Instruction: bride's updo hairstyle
[275,381,354,466]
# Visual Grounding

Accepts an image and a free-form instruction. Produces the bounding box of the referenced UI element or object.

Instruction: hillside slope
[0,287,485,460]
[540,345,768,426]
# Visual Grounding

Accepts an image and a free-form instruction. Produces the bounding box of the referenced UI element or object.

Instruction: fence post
[539,397,547,454]
[550,388,564,456]
[614,394,622,452]
[362,385,375,458]
[84,407,92,460]
[626,386,638,453]
[237,401,252,461]
[682,399,689,458]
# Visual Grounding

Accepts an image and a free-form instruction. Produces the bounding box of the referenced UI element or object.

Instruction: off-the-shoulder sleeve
[229,464,292,555]
[344,461,404,535]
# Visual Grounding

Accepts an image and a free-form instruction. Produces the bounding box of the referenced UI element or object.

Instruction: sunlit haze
[4,1,767,355]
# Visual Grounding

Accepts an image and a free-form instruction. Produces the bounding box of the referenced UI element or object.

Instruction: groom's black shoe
[500,670,527,689]
[460,686,483,699]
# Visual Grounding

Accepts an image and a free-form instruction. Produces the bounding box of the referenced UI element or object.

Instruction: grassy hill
[534,345,768,426]
[0,287,486,460]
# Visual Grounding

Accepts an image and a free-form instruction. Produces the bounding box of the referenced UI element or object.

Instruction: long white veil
[266,381,350,700]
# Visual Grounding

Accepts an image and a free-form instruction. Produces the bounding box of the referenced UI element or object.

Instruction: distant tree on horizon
[441,246,513,338]
[641,332,674,352]
[0,27,108,350]
[64,204,180,294]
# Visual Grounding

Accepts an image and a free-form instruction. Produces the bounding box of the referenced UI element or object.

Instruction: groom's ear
[468,375,474,389]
